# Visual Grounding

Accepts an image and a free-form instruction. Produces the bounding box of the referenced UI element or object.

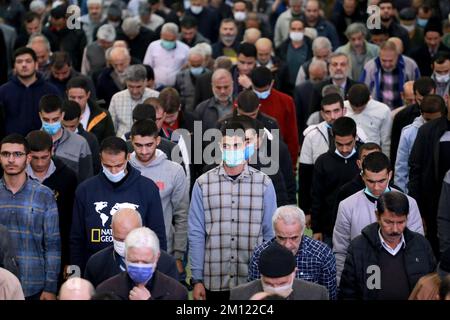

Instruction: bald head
[244,28,262,44]
[109,47,131,74]
[111,208,143,241]
[255,38,273,66]
[212,68,233,83]
[402,80,415,106]
[59,278,95,300]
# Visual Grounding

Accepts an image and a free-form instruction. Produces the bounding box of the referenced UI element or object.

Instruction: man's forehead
[1,143,25,152]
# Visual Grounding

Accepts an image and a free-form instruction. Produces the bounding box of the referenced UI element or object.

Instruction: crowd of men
[1,0,450,301]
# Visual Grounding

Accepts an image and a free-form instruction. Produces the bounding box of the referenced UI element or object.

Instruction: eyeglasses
[0,151,27,159]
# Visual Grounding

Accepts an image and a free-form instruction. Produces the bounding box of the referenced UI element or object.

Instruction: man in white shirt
[345,83,392,157]
[109,65,159,137]
[143,22,190,89]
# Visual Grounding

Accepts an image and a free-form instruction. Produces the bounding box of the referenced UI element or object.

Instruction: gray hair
[111,208,143,228]
[30,0,45,12]
[97,24,116,42]
[243,28,262,42]
[328,51,349,64]
[161,22,179,36]
[322,84,343,97]
[189,46,205,59]
[121,17,141,36]
[125,227,160,258]
[125,64,147,82]
[309,59,328,73]
[213,56,233,70]
[345,22,368,39]
[194,42,212,57]
[312,36,332,54]
[272,205,306,232]
[27,34,51,52]
[289,0,303,5]
[87,0,102,6]
[212,68,232,83]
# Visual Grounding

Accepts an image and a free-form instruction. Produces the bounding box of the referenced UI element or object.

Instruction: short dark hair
[39,94,63,113]
[25,11,40,23]
[289,17,305,28]
[378,0,394,7]
[332,117,357,137]
[250,66,273,88]
[159,87,180,114]
[237,89,260,113]
[376,191,409,217]
[220,18,237,28]
[143,97,163,111]
[237,42,257,58]
[100,136,128,156]
[413,77,436,96]
[420,94,446,114]
[321,93,344,110]
[433,52,450,65]
[14,47,37,63]
[66,77,91,93]
[348,84,371,107]
[132,103,156,122]
[369,27,390,36]
[362,151,391,174]
[130,119,159,138]
[62,100,82,121]
[50,51,72,69]
[220,120,246,139]
[180,15,198,29]
[358,142,381,159]
[26,130,53,152]
[0,134,30,154]
[143,64,154,81]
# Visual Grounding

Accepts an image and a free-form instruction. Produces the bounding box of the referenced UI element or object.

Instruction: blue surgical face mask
[417,18,428,27]
[253,88,271,100]
[161,40,176,50]
[335,147,356,159]
[126,261,156,284]
[222,148,245,167]
[364,185,391,199]
[42,121,62,136]
[244,144,255,160]
[102,165,126,183]
[190,66,204,76]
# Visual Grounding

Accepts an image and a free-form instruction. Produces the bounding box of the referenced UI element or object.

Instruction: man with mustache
[339,191,435,300]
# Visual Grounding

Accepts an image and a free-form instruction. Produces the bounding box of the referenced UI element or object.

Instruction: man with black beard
[211,19,239,60]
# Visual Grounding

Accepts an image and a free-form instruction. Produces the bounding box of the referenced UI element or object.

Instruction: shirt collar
[378,227,406,256]
[218,162,250,180]
[26,160,56,183]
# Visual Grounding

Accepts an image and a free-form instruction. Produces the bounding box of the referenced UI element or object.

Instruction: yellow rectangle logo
[91,229,101,242]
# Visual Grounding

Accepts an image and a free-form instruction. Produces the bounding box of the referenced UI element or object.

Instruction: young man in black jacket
[311,117,360,247]
[25,130,78,282]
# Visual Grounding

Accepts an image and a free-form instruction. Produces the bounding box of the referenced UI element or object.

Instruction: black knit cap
[438,248,450,278]
[50,4,67,19]
[424,18,443,36]
[399,8,417,21]
[259,242,296,277]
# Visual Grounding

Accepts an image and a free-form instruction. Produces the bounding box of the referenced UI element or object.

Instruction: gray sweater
[129,150,189,259]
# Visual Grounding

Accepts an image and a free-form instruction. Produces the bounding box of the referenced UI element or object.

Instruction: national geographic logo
[91,228,113,243]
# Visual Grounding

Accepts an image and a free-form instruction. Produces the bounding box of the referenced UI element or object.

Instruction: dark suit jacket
[410,43,450,77]
[96,271,187,300]
[230,279,329,300]
[194,72,213,108]
[310,77,358,114]
[84,245,179,287]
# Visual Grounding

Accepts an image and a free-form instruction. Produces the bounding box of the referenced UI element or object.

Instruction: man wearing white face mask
[84,208,179,287]
[431,53,450,98]
[231,241,329,300]
[333,151,424,284]
[70,137,166,273]
[96,227,187,300]
[185,0,220,43]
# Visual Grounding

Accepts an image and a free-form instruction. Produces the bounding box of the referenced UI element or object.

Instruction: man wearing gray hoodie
[129,119,189,275]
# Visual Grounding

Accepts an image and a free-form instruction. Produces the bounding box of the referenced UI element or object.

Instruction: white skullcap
[97,24,116,42]
[30,0,46,12]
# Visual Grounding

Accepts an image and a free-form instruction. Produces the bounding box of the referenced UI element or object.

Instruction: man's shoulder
[292,278,328,297]
[87,245,114,265]
[340,189,365,208]
[302,235,333,257]
[28,178,56,198]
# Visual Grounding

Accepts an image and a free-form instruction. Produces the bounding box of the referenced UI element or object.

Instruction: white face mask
[401,24,415,32]
[190,5,203,15]
[102,165,126,183]
[435,73,450,83]
[113,239,125,257]
[289,31,304,42]
[234,11,246,22]
[262,275,294,298]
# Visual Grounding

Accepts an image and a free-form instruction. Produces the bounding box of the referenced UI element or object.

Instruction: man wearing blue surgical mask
[70,136,167,273]
[39,94,93,182]
[333,151,424,284]
[96,227,187,300]
[189,120,277,301]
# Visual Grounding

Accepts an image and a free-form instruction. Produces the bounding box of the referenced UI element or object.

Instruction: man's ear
[156,136,161,146]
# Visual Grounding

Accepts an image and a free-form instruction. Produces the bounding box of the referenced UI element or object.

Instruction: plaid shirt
[189,164,276,291]
[109,88,159,138]
[248,236,337,300]
[0,177,60,297]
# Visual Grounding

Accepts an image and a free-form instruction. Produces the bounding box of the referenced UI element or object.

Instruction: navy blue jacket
[0,74,60,136]
[70,164,166,271]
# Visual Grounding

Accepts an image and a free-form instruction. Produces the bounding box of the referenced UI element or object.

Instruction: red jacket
[258,88,299,169]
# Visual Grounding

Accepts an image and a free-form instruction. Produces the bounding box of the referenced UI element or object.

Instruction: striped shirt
[0,177,60,297]
[189,164,276,291]
[248,236,337,300]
